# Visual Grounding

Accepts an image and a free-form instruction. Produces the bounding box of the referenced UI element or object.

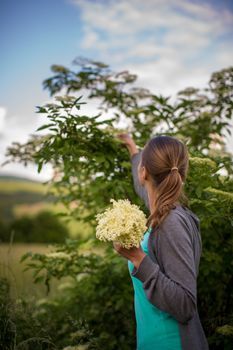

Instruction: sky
[0,0,233,181]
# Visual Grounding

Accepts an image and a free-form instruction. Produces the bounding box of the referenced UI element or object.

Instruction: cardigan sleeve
[131,151,149,210]
[131,211,197,324]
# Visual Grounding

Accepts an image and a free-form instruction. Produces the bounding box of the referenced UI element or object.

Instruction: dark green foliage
[1,211,69,244]
[0,277,57,350]
[0,191,55,223]
[0,220,8,242]
[44,254,135,349]
[0,242,136,350]
[0,277,15,349]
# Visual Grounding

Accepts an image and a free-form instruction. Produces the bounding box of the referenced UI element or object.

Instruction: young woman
[113,134,209,350]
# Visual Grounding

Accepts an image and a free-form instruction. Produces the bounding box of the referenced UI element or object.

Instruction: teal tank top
[128,227,182,350]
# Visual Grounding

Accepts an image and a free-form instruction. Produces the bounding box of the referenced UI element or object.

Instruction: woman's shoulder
[168,204,199,225]
[157,204,200,239]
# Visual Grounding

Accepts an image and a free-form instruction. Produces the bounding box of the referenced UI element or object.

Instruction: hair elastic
[171,166,178,171]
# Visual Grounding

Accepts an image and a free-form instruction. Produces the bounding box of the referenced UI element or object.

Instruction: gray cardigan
[130,152,209,350]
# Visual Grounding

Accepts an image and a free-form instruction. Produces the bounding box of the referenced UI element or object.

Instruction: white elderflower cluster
[95,199,147,249]
[46,252,71,260]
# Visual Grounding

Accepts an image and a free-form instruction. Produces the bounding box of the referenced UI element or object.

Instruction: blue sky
[0,0,233,180]
[1,0,82,111]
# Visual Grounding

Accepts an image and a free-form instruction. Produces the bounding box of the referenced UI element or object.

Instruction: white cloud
[81,29,100,49]
[0,105,54,181]
[72,0,232,36]
[0,107,7,132]
[70,0,233,95]
[73,0,232,39]
[69,0,233,153]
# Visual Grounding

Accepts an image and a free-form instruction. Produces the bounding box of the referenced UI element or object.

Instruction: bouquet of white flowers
[95,198,147,248]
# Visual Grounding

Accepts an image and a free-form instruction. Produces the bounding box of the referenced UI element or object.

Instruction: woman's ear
[137,162,147,185]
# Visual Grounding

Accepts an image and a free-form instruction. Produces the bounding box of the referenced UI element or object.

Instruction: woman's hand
[116,133,139,157]
[113,241,146,269]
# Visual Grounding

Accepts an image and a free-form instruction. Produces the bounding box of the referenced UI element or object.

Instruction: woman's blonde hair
[140,135,189,230]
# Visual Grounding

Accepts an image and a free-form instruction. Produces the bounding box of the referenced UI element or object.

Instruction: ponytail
[140,135,189,230]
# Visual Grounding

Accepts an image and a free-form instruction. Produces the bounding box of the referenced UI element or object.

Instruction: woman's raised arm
[116,134,149,209]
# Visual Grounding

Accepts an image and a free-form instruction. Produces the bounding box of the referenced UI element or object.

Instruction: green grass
[0,180,48,194]
[0,243,56,299]
[0,242,105,300]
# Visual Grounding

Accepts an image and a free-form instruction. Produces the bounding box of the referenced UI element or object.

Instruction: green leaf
[37,161,43,173]
[34,275,45,284]
[36,124,56,131]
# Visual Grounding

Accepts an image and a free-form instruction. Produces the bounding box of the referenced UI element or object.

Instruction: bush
[0,277,57,349]
[0,240,136,350]
[6,211,69,243]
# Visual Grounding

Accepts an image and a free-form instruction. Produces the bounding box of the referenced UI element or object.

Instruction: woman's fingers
[116,133,133,145]
[116,133,138,156]
[113,241,122,251]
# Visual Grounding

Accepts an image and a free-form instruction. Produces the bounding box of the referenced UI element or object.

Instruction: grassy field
[0,177,49,194]
[0,242,105,300]
[0,176,99,299]
[0,243,59,299]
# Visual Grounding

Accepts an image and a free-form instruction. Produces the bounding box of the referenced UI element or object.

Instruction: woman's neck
[145,182,157,213]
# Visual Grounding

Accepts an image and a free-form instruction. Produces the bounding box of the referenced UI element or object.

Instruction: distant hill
[0,174,41,183]
[0,175,49,194]
[0,175,55,222]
